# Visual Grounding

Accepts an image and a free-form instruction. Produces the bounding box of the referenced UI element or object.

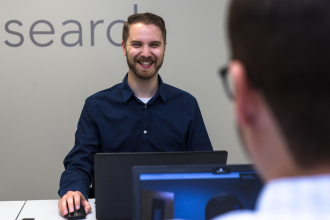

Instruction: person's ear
[164,42,167,55]
[229,61,259,127]
[122,41,127,56]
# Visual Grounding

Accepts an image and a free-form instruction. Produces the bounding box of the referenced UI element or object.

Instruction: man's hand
[58,191,91,217]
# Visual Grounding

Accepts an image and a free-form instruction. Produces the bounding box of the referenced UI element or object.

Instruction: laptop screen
[133,165,263,220]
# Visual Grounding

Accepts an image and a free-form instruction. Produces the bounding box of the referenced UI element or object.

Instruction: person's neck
[127,71,159,98]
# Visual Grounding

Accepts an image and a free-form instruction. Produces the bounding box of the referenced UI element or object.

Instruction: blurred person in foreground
[215,0,330,219]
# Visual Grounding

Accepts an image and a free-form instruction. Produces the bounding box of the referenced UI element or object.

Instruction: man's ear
[230,61,259,127]
[164,42,167,55]
[122,41,127,56]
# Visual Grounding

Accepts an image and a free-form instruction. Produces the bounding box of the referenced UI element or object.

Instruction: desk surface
[17,199,96,220]
[0,200,25,220]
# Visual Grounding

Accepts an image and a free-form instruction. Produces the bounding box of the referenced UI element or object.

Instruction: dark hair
[122,12,166,44]
[205,193,244,220]
[228,0,330,167]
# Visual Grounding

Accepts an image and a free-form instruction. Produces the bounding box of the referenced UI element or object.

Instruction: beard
[126,54,164,80]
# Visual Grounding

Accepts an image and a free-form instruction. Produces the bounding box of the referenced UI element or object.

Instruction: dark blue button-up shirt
[59,74,213,199]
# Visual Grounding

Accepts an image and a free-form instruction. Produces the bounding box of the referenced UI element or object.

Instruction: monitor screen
[138,171,262,220]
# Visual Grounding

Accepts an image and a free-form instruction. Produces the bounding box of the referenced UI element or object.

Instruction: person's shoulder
[86,83,122,102]
[164,83,196,101]
[212,210,258,220]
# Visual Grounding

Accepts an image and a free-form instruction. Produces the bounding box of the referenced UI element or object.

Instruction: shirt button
[145,105,147,108]
[144,130,147,134]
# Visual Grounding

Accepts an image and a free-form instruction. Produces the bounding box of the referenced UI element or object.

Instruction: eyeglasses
[219,66,235,100]
[220,66,263,101]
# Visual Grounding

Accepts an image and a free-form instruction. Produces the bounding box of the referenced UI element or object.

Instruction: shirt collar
[122,73,134,103]
[256,174,330,211]
[154,74,166,103]
[121,73,166,103]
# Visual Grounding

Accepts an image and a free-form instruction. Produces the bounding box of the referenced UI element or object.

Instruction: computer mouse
[66,203,87,219]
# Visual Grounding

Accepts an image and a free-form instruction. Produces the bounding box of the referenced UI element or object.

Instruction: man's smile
[137,61,154,69]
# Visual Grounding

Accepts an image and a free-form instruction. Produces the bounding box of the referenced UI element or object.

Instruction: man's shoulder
[164,83,196,101]
[86,83,122,102]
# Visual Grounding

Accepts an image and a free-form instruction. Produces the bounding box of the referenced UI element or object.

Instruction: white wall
[0,0,250,201]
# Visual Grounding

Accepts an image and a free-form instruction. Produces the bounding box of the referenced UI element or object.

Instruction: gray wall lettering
[91,20,104,46]
[30,20,54,47]
[5,20,24,47]
[4,4,137,47]
[134,4,138,14]
[61,20,83,47]
[106,20,125,47]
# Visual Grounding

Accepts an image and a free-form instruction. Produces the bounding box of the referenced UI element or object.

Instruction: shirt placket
[141,104,150,151]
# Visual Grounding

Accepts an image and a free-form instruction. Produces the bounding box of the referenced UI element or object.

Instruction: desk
[17,199,96,220]
[0,201,25,220]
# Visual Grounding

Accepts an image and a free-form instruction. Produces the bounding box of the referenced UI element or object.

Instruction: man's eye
[151,44,160,47]
[132,44,141,47]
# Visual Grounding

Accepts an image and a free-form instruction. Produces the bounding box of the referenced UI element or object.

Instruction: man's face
[122,23,166,80]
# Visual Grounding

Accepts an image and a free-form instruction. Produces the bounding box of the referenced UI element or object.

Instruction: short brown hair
[122,13,166,44]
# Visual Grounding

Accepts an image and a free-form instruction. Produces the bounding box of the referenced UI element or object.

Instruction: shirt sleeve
[58,98,100,200]
[185,98,213,151]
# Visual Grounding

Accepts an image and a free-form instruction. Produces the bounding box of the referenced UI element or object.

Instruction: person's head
[122,13,167,80]
[123,13,166,45]
[205,193,244,220]
[224,0,330,181]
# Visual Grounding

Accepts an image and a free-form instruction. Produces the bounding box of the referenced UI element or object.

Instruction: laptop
[94,151,228,220]
[132,164,263,220]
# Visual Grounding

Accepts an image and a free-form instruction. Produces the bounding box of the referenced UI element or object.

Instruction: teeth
[140,62,152,66]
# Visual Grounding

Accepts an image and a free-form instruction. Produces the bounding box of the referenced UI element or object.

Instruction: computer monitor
[132,164,263,220]
[94,151,228,220]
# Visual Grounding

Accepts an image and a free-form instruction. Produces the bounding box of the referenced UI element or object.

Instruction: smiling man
[57,13,213,217]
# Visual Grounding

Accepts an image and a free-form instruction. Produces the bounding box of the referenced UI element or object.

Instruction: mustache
[134,55,157,62]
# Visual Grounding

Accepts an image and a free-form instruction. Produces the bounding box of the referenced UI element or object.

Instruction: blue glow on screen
[140,172,244,180]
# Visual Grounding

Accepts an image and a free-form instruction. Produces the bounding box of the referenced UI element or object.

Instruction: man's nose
[141,45,151,57]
